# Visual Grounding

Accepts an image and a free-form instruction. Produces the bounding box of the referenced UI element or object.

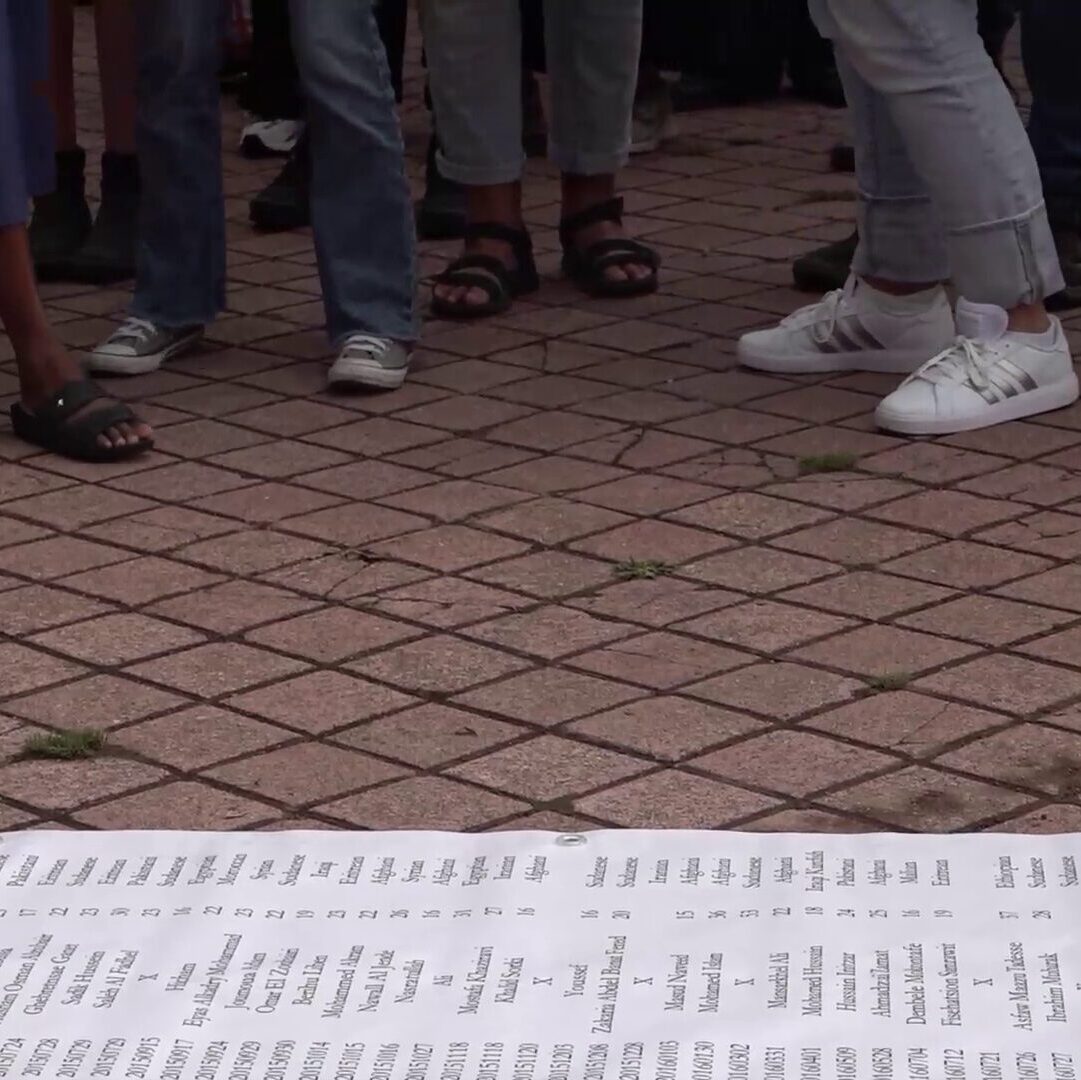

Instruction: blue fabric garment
[0,0,54,227]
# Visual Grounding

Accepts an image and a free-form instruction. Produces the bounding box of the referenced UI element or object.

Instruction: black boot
[415,135,466,241]
[30,147,92,281]
[249,130,310,231]
[792,231,858,293]
[66,152,141,284]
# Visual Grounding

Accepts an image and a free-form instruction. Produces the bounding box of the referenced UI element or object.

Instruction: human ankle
[1006,302,1052,334]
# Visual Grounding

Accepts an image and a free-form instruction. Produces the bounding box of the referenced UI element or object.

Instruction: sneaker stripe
[843,316,886,351]
[997,357,1039,393]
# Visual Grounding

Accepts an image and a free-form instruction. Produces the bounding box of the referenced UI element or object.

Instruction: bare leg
[94,0,137,154]
[48,0,77,151]
[0,224,151,450]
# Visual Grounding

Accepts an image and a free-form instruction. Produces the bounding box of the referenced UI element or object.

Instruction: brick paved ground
[3,17,1080,836]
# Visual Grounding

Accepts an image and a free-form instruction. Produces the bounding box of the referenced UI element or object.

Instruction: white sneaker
[88,318,203,376]
[737,276,956,374]
[240,118,303,159]
[328,335,411,391]
[876,298,1079,435]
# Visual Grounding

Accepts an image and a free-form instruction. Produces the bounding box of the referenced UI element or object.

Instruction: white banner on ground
[0,829,1078,1079]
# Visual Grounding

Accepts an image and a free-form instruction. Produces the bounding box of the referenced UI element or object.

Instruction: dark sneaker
[792,231,858,293]
[1047,230,1081,313]
[30,147,92,281]
[65,152,140,285]
[249,132,310,232]
[415,136,466,241]
[829,144,855,174]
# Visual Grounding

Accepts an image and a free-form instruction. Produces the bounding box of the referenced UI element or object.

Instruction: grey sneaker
[328,334,411,390]
[88,317,203,376]
[630,84,676,155]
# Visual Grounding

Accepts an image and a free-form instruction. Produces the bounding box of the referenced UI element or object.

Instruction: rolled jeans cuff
[436,147,524,186]
[948,202,1066,306]
[548,140,628,177]
[852,192,950,284]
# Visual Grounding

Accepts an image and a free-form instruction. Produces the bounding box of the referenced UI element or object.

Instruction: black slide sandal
[560,197,660,298]
[10,378,153,462]
[430,222,540,320]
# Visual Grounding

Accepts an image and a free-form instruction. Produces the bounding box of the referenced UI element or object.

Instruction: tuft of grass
[866,672,913,693]
[24,729,106,761]
[614,559,674,581]
[799,452,859,476]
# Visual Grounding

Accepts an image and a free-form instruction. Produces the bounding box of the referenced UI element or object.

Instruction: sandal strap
[559,197,625,246]
[577,237,661,272]
[435,253,514,305]
[32,379,128,426]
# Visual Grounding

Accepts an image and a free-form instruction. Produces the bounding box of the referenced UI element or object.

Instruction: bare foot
[19,340,152,453]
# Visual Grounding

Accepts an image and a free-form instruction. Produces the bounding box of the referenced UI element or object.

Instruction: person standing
[1,0,152,460]
[739,0,1076,436]
[421,0,659,319]
[1021,0,1081,310]
[91,0,417,391]
[31,0,141,283]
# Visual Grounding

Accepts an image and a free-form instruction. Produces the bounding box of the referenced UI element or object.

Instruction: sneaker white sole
[327,358,408,391]
[737,339,937,376]
[87,329,203,376]
[630,116,677,156]
[876,372,1081,436]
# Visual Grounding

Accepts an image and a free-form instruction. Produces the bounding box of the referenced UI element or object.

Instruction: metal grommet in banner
[555,834,587,847]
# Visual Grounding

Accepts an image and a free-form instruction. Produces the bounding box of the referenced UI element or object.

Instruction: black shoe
[249,132,310,232]
[65,152,140,285]
[829,144,855,174]
[1047,230,1081,312]
[30,148,92,281]
[415,136,466,241]
[789,66,847,109]
[792,231,858,293]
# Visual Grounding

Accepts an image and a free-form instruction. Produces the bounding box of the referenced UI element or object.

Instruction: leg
[0,0,149,456]
[374,0,407,103]
[48,0,77,151]
[1021,0,1081,309]
[241,0,302,122]
[545,0,657,290]
[819,0,1062,318]
[289,0,415,347]
[65,0,140,284]
[30,0,91,277]
[94,0,136,154]
[421,0,529,313]
[130,0,226,328]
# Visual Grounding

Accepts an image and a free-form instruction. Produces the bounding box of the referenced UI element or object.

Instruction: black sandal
[430,222,540,320]
[10,378,153,462]
[559,197,660,298]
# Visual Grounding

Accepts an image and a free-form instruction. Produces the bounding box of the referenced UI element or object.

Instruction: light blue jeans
[810,0,1064,307]
[420,0,642,185]
[132,0,416,343]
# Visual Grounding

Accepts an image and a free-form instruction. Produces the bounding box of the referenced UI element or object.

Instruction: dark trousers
[1020,0,1081,230]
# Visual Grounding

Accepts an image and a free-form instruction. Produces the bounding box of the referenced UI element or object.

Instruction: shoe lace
[342,334,391,360]
[908,336,997,388]
[781,287,846,346]
[110,317,158,345]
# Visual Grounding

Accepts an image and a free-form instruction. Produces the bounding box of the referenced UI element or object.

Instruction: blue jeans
[132,0,416,344]
[810,0,1063,307]
[1021,0,1081,232]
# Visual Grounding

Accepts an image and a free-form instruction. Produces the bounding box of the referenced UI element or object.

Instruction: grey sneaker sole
[327,356,409,391]
[87,328,203,376]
